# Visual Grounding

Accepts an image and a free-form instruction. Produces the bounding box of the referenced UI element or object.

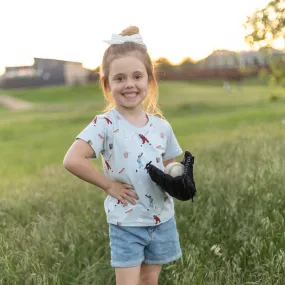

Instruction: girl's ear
[102,76,111,92]
[105,81,111,92]
[148,75,153,86]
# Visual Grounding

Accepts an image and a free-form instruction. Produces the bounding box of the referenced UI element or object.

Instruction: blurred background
[0,1,285,284]
[0,0,283,91]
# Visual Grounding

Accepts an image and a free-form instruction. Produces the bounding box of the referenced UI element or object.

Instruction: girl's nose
[125,79,135,88]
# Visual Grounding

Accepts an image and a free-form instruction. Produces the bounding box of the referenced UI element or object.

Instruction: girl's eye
[135,75,142,80]
[116,77,123,81]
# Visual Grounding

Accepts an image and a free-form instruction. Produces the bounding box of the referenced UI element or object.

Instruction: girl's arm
[163,158,176,167]
[63,139,111,191]
[63,139,139,205]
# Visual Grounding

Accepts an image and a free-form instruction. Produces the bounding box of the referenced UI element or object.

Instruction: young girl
[63,26,183,285]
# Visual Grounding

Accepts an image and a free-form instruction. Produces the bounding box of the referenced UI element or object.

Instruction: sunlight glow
[0,0,275,75]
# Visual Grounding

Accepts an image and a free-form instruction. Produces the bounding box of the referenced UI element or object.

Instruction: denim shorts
[109,217,182,268]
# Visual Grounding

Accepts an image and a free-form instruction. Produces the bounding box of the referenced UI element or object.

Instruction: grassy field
[1,81,285,285]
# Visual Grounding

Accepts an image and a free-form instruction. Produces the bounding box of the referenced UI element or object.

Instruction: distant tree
[179,57,195,67]
[154,57,174,79]
[154,57,173,69]
[88,66,100,82]
[244,0,285,95]
[244,0,285,47]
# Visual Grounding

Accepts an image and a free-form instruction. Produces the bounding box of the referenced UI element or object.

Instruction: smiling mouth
[122,92,138,98]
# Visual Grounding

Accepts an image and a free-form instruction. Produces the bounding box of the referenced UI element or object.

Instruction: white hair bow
[103,33,146,47]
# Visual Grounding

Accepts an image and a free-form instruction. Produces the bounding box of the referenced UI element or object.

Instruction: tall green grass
[1,81,285,284]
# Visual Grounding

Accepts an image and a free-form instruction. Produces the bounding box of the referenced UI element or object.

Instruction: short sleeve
[163,123,183,161]
[76,115,107,159]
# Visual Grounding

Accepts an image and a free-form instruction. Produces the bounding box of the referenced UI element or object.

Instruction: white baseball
[164,162,184,177]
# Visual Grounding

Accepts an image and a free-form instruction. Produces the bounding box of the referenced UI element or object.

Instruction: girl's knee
[139,264,162,285]
[116,266,141,285]
[140,276,158,285]
[139,274,159,285]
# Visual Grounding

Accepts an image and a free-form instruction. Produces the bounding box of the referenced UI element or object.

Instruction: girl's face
[107,55,149,111]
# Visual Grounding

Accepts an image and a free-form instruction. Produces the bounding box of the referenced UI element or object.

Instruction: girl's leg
[115,266,141,285]
[139,264,162,285]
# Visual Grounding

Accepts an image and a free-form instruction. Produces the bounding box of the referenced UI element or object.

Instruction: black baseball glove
[145,151,196,201]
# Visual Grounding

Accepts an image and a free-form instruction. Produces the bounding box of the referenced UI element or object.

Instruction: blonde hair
[100,26,163,118]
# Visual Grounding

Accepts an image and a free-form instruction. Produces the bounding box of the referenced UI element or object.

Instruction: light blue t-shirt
[76,107,183,226]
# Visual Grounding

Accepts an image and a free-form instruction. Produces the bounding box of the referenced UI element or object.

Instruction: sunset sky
[0,0,275,75]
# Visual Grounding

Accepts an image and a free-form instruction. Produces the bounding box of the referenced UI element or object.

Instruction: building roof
[34,57,83,65]
[4,58,84,71]
[5,65,34,71]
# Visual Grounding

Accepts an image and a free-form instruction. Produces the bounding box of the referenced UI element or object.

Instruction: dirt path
[0,95,34,110]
